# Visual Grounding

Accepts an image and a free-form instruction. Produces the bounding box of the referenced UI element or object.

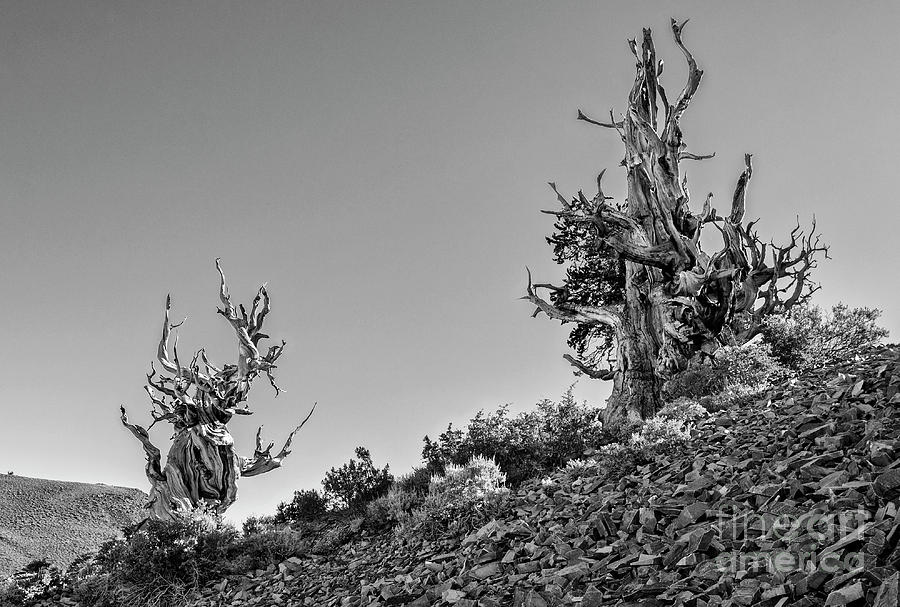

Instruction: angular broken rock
[674,501,708,528]
[875,469,900,499]
[824,581,864,606]
[580,584,604,607]
[470,561,500,580]
[875,572,900,607]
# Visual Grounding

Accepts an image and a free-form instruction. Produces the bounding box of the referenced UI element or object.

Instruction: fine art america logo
[709,507,875,575]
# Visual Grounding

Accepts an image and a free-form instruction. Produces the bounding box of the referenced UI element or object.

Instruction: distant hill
[0,474,146,577]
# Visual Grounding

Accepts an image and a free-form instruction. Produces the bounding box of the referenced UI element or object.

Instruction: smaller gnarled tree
[121,259,314,520]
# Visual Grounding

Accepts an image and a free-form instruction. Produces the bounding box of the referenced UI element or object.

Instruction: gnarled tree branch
[241,403,317,477]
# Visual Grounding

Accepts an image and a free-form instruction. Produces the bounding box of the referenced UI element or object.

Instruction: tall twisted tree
[121,260,314,520]
[525,21,827,425]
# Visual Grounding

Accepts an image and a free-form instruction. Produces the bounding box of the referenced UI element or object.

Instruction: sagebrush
[422,388,604,486]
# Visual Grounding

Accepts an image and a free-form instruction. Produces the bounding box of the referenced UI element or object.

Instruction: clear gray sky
[1,1,897,523]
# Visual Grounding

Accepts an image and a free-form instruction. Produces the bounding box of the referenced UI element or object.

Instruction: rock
[516,561,540,574]
[523,590,548,607]
[824,581,864,605]
[633,553,660,566]
[674,501,708,528]
[580,584,604,607]
[875,469,900,498]
[407,596,430,607]
[442,588,466,603]
[874,572,900,607]
[470,561,500,580]
[555,561,589,579]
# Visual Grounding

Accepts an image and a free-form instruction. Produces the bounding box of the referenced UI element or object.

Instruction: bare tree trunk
[526,21,827,427]
[604,336,662,425]
[121,260,315,521]
[604,263,664,424]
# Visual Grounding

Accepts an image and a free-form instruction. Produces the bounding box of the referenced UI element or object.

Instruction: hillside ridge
[0,474,146,577]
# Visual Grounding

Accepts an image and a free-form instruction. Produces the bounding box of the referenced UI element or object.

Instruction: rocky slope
[0,475,146,577]
[183,345,900,607]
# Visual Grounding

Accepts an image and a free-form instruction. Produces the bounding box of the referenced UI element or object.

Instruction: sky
[0,1,897,524]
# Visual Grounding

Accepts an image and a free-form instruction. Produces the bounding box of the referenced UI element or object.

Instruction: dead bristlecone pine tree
[121,259,314,521]
[525,20,827,426]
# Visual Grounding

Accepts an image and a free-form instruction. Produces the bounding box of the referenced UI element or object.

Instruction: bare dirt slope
[0,474,146,577]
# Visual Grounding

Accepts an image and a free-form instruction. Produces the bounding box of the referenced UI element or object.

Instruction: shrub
[589,404,698,482]
[69,514,307,607]
[365,486,421,528]
[395,466,432,496]
[271,489,327,525]
[421,388,604,486]
[227,529,305,573]
[394,457,508,540]
[563,458,594,473]
[23,559,51,573]
[394,492,452,541]
[661,360,725,401]
[630,417,691,455]
[664,341,790,408]
[594,442,642,480]
[422,425,467,475]
[657,398,709,424]
[0,560,65,605]
[762,303,888,370]
[322,447,393,512]
[760,305,820,370]
[717,342,791,392]
[242,515,276,536]
[429,455,507,509]
[71,515,238,607]
[534,392,606,469]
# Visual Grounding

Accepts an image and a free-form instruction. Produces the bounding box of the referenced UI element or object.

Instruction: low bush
[664,341,791,410]
[241,515,276,536]
[630,417,691,456]
[592,442,643,480]
[271,489,327,526]
[586,401,700,481]
[322,447,393,512]
[421,388,604,486]
[661,361,726,401]
[226,529,305,573]
[718,342,792,392]
[393,492,453,541]
[761,303,888,371]
[429,455,507,509]
[657,398,709,425]
[563,458,596,474]
[365,486,421,529]
[0,560,66,605]
[70,514,235,607]
[65,512,308,607]
[394,466,432,496]
[393,457,508,540]
[268,448,395,529]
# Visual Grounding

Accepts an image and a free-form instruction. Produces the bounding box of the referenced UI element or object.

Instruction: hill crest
[0,474,146,577]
